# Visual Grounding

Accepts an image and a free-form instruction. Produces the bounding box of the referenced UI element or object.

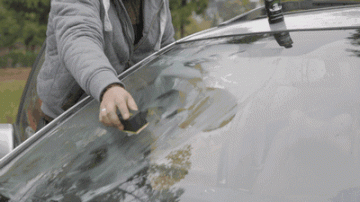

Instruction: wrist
[100,83,123,102]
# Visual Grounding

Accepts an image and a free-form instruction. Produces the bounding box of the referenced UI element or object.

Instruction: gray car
[1,1,360,201]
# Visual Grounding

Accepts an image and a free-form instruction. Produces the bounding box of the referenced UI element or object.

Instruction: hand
[99,85,138,130]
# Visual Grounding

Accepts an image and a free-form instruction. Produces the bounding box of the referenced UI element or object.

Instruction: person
[36,0,175,131]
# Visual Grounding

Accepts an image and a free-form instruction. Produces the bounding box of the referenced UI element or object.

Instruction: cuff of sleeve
[89,71,123,102]
[99,83,124,102]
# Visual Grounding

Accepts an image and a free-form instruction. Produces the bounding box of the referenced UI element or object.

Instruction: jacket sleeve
[51,0,122,102]
[161,0,175,47]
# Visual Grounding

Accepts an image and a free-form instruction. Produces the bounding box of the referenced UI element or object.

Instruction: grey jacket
[37,0,175,118]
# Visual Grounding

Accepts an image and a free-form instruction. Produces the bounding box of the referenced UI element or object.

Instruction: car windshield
[1,29,360,201]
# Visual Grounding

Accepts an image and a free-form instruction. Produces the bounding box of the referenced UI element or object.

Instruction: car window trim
[13,42,46,147]
[178,27,360,44]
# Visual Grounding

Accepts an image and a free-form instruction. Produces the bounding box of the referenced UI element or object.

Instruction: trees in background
[0,6,21,48]
[217,0,252,21]
[0,0,259,50]
[0,0,49,67]
[1,0,50,51]
[0,0,256,67]
[1,0,211,49]
[170,0,209,39]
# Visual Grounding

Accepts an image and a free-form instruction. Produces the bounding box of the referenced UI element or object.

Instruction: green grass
[0,79,26,123]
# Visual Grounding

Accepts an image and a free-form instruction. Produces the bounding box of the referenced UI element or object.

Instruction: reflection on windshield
[87,145,192,202]
[348,29,360,57]
[149,145,192,190]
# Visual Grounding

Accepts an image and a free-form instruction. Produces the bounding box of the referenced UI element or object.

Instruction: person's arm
[52,0,118,101]
[52,0,137,129]
[161,0,176,47]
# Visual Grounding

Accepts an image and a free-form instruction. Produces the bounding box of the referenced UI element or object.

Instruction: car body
[1,2,360,201]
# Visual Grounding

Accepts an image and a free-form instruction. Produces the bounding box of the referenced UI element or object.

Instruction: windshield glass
[1,29,360,201]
